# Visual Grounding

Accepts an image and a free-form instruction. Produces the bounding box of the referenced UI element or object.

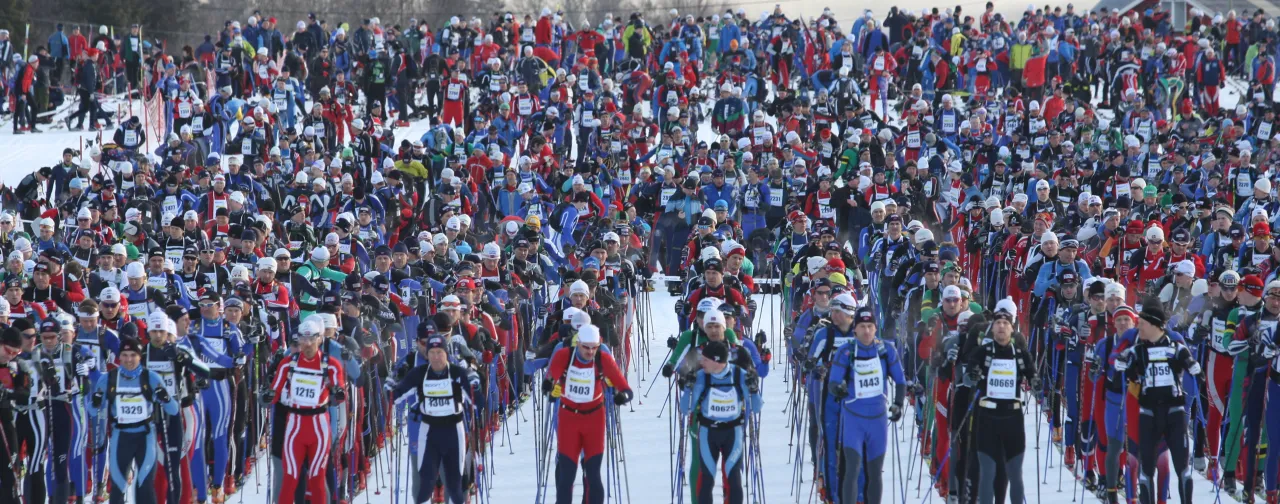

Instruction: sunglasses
[198,301,218,308]
[813,289,832,296]
[101,302,119,308]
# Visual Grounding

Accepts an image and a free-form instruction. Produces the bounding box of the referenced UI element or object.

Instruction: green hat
[1143,184,1157,197]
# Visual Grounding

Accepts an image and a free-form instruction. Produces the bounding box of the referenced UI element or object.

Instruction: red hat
[1243,274,1266,296]
[820,129,832,139]
[1255,221,1272,236]
[268,17,277,24]
[726,244,746,257]
[788,210,807,222]
[825,258,846,272]
[1113,305,1138,322]
[1125,220,1145,234]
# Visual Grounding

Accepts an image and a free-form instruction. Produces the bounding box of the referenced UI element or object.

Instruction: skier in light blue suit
[87,336,180,504]
[679,335,762,504]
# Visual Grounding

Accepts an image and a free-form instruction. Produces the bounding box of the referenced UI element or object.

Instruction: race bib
[705,386,741,418]
[518,98,533,115]
[986,358,1018,400]
[942,115,955,133]
[1143,347,1175,389]
[165,248,183,270]
[1115,182,1131,200]
[769,190,784,207]
[564,365,596,404]
[906,130,921,148]
[242,138,254,155]
[853,357,884,400]
[447,83,462,101]
[162,196,180,216]
[873,57,885,71]
[115,392,149,424]
[1238,173,1253,195]
[192,116,205,132]
[421,378,458,416]
[819,197,834,219]
[290,368,324,408]
[128,302,148,319]
[148,361,177,396]
[660,187,676,206]
[125,131,138,146]
[177,102,192,118]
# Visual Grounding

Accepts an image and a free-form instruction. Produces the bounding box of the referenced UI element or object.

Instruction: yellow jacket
[1011,42,1034,70]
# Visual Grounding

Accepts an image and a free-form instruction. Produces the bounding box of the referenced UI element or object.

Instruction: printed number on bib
[853,358,883,400]
[986,358,1018,400]
[116,393,149,424]
[564,365,596,403]
[705,387,740,418]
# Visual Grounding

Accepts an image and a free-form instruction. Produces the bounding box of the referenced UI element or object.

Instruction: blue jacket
[700,182,736,214]
[1033,258,1094,297]
[48,30,69,59]
[717,23,741,53]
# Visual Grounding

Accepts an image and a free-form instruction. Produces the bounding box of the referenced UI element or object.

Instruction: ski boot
[1268,491,1279,504]
[1052,426,1063,445]
[1064,446,1075,467]
[1083,471,1097,491]
[1104,488,1120,504]
[223,474,238,496]
[1193,456,1207,472]
[1224,475,1241,498]
[209,487,225,504]
[433,484,445,503]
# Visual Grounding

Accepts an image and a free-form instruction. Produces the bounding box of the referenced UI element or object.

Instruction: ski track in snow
[2,82,1256,502]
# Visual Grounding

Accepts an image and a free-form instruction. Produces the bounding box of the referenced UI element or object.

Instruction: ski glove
[258,388,275,403]
[91,391,104,409]
[1114,348,1134,372]
[330,385,347,404]
[661,362,675,378]
[666,335,678,349]
[613,389,633,405]
[154,387,171,404]
[829,382,848,398]
[888,404,902,422]
[1262,343,1279,360]
[755,330,767,346]
[383,380,398,393]
[75,362,91,377]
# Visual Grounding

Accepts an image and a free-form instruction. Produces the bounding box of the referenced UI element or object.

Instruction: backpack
[549,201,572,232]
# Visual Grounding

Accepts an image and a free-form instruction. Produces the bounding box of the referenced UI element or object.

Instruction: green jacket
[295,261,348,317]
[667,328,740,373]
